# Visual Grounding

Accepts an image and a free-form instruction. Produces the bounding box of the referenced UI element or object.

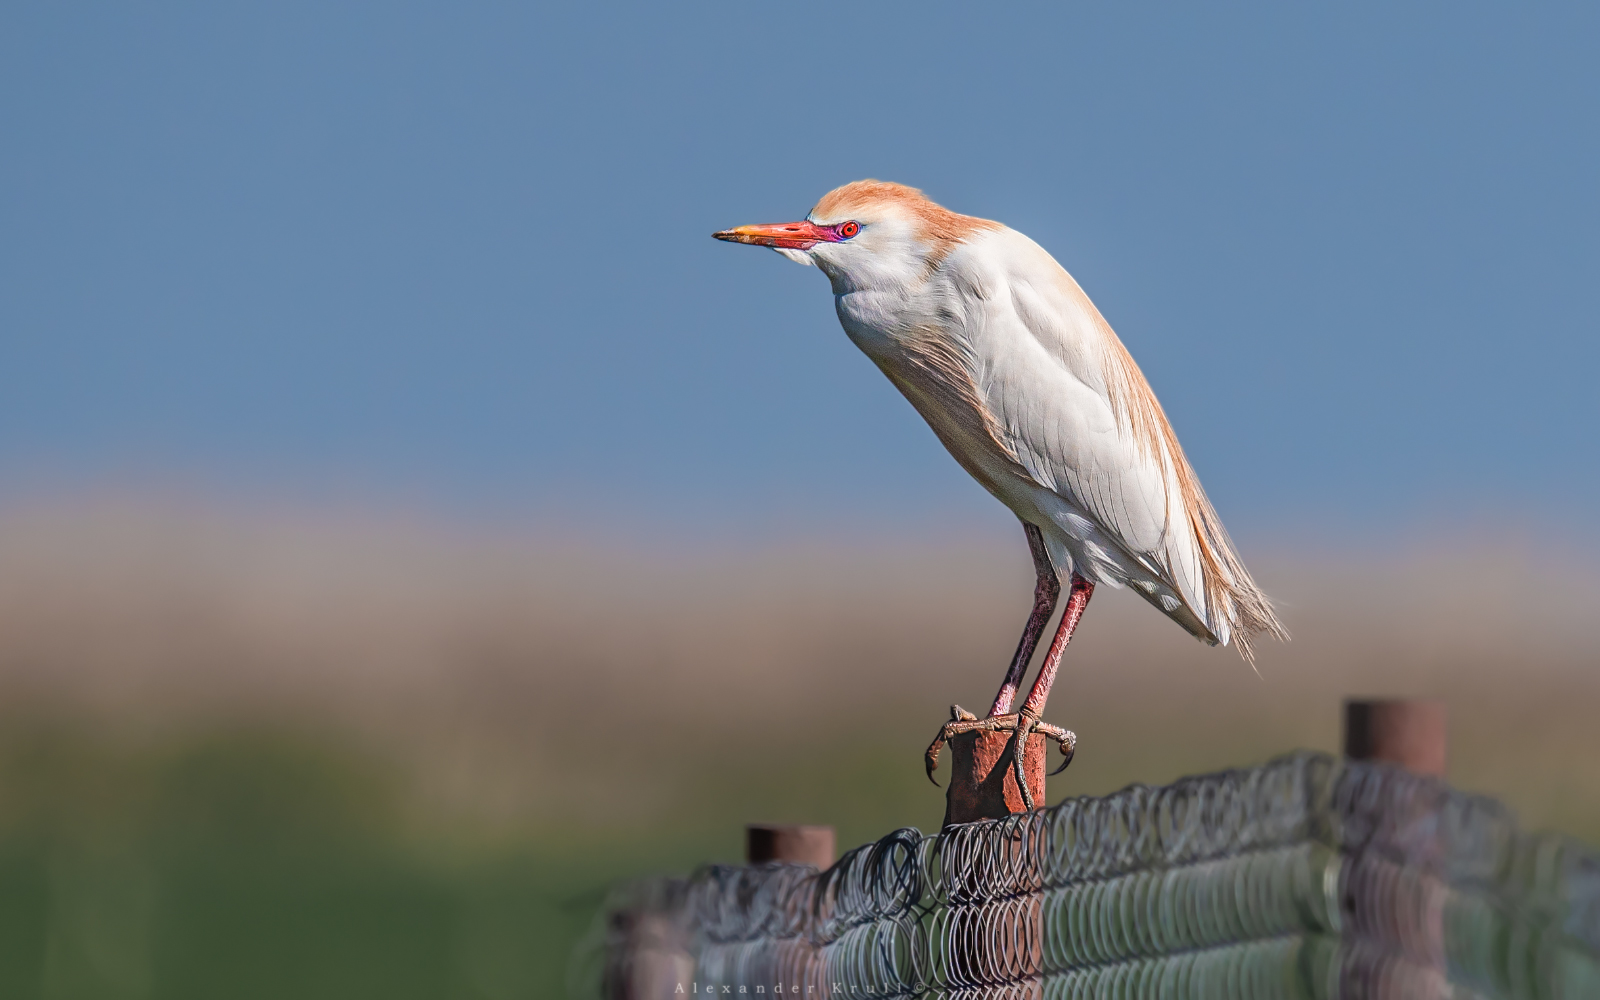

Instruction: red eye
[837,221,860,239]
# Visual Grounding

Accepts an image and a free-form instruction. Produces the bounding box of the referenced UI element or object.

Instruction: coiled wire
[597,751,1600,1000]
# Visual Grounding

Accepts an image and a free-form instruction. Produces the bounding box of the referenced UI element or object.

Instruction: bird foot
[925,704,1076,810]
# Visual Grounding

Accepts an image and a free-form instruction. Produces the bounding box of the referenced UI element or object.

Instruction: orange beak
[712,221,840,250]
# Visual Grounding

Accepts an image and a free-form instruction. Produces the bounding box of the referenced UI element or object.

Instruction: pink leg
[1020,574,1094,721]
[981,572,1095,808]
[925,526,1082,803]
[988,523,1060,717]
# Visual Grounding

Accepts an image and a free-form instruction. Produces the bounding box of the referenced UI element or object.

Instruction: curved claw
[1049,746,1076,777]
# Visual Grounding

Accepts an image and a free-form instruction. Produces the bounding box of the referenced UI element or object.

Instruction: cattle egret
[714,181,1287,807]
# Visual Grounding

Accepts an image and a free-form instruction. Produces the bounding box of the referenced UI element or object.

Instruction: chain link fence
[590,752,1600,999]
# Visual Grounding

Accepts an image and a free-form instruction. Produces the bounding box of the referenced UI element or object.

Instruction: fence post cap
[745,824,835,868]
[1343,698,1447,777]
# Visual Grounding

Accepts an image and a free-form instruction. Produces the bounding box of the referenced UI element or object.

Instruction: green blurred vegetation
[0,722,969,999]
[4,695,1599,999]
[0,723,665,1000]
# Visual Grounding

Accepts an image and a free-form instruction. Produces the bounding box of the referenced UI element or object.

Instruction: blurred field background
[0,497,1595,998]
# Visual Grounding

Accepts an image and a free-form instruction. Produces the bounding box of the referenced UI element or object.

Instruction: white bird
[714,181,1287,806]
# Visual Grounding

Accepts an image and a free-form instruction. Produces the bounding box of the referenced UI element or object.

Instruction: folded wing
[961,230,1287,659]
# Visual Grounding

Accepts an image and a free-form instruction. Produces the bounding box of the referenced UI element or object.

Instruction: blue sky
[3,4,1596,538]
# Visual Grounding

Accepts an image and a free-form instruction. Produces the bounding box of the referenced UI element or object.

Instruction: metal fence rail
[597,752,1600,999]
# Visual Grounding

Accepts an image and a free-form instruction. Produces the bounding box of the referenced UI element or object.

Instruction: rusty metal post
[746,824,835,869]
[943,729,1047,828]
[1341,698,1450,997]
[1344,699,1447,777]
[940,730,1048,992]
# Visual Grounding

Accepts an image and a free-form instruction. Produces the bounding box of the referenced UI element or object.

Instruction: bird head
[713,180,999,293]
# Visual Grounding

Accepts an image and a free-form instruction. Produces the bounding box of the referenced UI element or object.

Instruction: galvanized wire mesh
[595,752,1600,1000]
